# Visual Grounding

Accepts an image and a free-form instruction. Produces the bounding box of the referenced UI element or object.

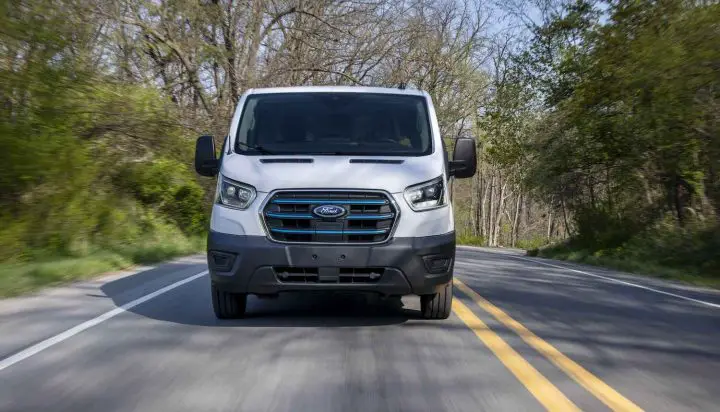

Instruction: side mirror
[449,137,477,179]
[195,135,219,177]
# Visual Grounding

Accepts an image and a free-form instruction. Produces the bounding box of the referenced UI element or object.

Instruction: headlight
[216,175,256,209]
[403,177,446,211]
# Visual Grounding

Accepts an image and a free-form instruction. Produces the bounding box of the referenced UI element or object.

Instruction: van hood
[219,154,444,193]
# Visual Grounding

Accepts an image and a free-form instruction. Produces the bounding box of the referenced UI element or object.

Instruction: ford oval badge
[313,205,347,218]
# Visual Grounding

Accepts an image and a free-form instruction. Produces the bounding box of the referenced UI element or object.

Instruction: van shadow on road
[101,273,418,328]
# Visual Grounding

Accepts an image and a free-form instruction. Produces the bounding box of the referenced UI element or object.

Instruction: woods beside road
[1,0,719,294]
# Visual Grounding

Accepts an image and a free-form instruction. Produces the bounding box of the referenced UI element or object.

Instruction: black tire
[420,281,453,319]
[211,283,247,319]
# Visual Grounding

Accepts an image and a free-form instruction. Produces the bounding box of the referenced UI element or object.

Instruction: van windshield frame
[233,92,434,157]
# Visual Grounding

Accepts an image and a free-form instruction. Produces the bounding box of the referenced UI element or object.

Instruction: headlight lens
[217,175,256,209]
[403,177,446,211]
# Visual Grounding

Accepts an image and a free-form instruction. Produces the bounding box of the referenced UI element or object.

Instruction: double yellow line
[452,278,643,412]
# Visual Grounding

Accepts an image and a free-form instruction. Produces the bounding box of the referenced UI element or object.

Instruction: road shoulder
[457,245,720,305]
[0,255,207,361]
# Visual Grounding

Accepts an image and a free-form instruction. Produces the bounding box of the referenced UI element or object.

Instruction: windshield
[234,92,433,156]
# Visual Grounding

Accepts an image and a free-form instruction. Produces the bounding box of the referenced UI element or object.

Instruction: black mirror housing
[449,137,477,179]
[195,135,219,177]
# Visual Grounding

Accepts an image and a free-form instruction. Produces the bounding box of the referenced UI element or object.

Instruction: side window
[236,98,258,147]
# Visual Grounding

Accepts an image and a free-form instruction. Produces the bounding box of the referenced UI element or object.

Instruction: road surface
[1,247,719,411]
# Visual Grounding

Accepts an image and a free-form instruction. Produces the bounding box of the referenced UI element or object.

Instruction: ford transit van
[195,86,477,319]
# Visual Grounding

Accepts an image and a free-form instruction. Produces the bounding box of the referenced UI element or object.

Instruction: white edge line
[0,270,208,372]
[510,256,720,310]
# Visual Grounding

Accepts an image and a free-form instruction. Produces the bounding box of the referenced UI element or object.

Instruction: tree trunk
[561,196,571,238]
[493,181,508,246]
[221,1,239,105]
[474,172,484,237]
[606,165,613,213]
[486,175,495,246]
[239,0,266,88]
[512,193,522,247]
[470,171,479,236]
[547,208,554,241]
[482,174,491,242]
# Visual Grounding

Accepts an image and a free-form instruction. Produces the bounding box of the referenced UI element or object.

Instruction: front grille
[338,268,384,283]
[263,191,397,243]
[273,267,384,284]
[274,267,319,283]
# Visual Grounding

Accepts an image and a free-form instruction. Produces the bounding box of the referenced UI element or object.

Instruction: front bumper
[207,231,455,296]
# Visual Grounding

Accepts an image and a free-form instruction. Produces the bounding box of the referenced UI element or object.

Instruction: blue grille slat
[270,228,388,235]
[266,212,314,219]
[345,214,394,220]
[271,199,388,205]
[267,212,394,220]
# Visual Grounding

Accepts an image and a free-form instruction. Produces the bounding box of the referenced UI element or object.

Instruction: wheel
[211,283,247,319]
[420,281,453,319]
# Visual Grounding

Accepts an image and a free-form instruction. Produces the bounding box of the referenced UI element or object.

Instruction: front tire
[420,281,453,319]
[211,283,247,319]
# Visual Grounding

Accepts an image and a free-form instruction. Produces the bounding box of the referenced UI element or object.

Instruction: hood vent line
[349,159,404,164]
[259,158,314,164]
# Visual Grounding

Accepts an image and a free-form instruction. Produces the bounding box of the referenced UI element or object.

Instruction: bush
[0,234,206,297]
[457,234,486,246]
[114,159,209,235]
[572,207,639,250]
[168,183,209,235]
[0,253,132,297]
[539,215,720,285]
[516,236,547,250]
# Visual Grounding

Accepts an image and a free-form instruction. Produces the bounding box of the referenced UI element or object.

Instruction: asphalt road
[1,247,719,411]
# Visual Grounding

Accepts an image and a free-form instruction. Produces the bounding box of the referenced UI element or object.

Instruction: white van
[195,86,477,319]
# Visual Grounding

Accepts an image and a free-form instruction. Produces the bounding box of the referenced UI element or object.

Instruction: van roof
[245,85,427,97]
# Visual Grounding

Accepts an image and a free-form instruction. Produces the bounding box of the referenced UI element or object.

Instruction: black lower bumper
[207,231,455,296]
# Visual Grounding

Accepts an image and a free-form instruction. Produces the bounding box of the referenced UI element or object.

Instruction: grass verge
[457,234,486,246]
[530,244,720,289]
[0,236,205,298]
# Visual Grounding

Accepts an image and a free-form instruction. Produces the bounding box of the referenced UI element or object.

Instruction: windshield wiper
[236,141,275,155]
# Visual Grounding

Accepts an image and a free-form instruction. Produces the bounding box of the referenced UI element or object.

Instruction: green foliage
[571,207,639,249]
[457,235,486,246]
[0,0,209,270]
[539,216,720,285]
[109,231,206,265]
[115,159,208,235]
[0,234,205,297]
[0,253,132,298]
[168,184,208,235]
[515,0,720,279]
[516,237,547,251]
